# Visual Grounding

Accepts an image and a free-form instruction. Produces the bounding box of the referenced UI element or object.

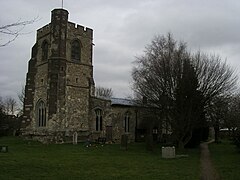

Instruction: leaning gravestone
[121,134,128,150]
[73,132,78,145]
[162,146,175,158]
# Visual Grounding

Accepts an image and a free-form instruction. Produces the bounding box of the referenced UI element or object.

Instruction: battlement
[36,9,93,40]
[68,22,93,39]
[52,8,68,20]
[37,24,51,40]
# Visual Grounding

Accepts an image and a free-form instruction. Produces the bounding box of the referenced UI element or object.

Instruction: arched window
[124,112,130,132]
[71,40,81,61]
[41,41,49,61]
[95,109,102,131]
[36,100,46,127]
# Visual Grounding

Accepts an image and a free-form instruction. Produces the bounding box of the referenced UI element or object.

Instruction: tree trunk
[214,125,220,143]
[177,131,192,150]
[146,126,153,151]
[178,140,185,150]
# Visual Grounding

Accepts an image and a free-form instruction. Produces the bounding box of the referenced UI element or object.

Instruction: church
[21,8,162,143]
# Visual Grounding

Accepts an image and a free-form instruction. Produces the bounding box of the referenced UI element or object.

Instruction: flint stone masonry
[110,106,136,142]
[21,8,159,144]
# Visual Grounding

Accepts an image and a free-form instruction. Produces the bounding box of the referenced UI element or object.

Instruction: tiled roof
[110,98,135,106]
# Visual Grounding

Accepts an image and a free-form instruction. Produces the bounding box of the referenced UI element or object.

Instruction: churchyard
[0,137,200,180]
[209,140,240,179]
[1,137,240,179]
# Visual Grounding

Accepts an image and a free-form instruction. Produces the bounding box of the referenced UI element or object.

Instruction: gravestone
[73,132,78,145]
[121,134,128,150]
[162,146,175,158]
[0,146,8,153]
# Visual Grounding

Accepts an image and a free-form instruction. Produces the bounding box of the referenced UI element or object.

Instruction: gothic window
[41,41,49,61]
[124,112,130,132]
[71,40,81,61]
[36,100,46,127]
[95,109,102,131]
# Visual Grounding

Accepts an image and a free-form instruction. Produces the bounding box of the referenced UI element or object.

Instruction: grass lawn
[209,140,240,180]
[0,137,200,180]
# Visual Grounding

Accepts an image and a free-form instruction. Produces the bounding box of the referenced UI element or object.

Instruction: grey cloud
[1,0,240,99]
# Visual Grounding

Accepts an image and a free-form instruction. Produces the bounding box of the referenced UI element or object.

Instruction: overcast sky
[1,0,240,102]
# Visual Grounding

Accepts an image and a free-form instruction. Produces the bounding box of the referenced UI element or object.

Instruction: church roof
[111,98,135,106]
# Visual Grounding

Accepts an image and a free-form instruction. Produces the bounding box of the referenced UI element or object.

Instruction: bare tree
[132,33,198,149]
[226,94,240,147]
[0,96,6,124]
[206,93,240,143]
[17,85,25,115]
[193,53,237,105]
[0,96,5,114]
[207,96,229,142]
[95,86,113,99]
[224,94,240,129]
[0,17,37,47]
[4,97,17,115]
[132,33,237,149]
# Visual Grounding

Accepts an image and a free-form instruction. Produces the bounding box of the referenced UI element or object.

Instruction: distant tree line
[0,95,21,136]
[95,86,113,99]
[0,96,18,116]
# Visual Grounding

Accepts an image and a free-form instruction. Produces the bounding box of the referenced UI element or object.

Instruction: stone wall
[66,22,93,66]
[111,106,137,142]
[89,97,111,140]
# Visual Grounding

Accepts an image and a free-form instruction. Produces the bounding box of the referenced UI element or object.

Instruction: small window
[36,100,47,127]
[41,41,49,61]
[124,112,130,132]
[76,78,78,83]
[95,109,102,131]
[71,40,81,61]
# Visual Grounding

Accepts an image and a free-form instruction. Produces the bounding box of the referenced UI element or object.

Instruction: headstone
[73,132,78,145]
[209,127,215,140]
[65,130,69,136]
[0,146,8,153]
[121,134,128,150]
[162,146,175,158]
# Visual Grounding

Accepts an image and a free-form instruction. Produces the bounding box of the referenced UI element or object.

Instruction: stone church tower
[22,9,95,142]
[21,8,152,144]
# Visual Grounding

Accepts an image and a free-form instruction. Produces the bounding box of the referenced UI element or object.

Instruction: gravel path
[200,140,220,180]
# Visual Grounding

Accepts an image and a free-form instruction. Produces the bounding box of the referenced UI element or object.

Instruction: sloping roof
[110,98,135,106]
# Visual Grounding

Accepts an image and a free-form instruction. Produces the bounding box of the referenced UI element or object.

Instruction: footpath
[200,140,220,180]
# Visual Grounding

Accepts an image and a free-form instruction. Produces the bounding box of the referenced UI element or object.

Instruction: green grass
[209,140,240,180]
[0,137,200,180]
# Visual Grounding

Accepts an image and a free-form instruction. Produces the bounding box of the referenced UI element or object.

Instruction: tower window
[95,109,102,131]
[71,40,81,61]
[36,100,47,127]
[41,41,49,61]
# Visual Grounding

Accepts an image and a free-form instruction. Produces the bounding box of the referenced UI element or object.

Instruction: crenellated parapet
[68,22,93,39]
[37,24,51,40]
